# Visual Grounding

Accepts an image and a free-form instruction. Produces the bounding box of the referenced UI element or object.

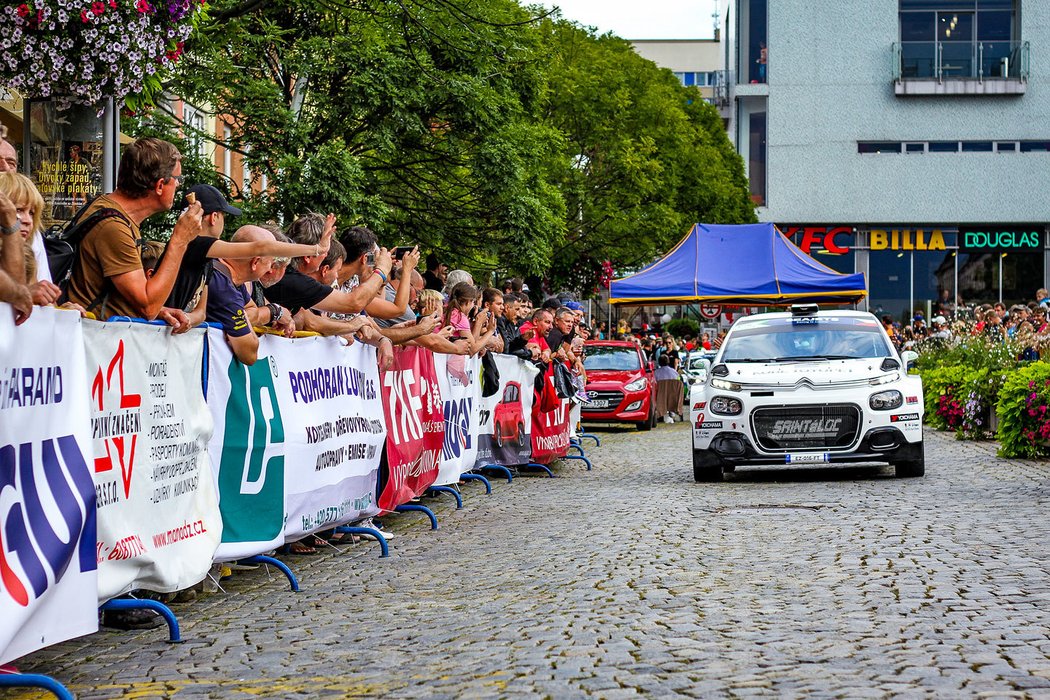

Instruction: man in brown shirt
[67,137,202,326]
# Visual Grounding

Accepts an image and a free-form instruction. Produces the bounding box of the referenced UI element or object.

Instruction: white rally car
[690,305,924,482]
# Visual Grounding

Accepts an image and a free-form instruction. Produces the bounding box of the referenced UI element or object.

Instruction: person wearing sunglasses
[66,137,203,329]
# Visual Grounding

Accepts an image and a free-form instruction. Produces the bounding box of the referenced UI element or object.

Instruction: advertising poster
[377,347,444,512]
[273,336,386,541]
[83,321,220,601]
[530,365,572,465]
[474,354,539,468]
[433,354,482,486]
[0,307,98,665]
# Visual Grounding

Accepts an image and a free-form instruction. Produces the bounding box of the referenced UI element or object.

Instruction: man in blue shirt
[206,225,279,365]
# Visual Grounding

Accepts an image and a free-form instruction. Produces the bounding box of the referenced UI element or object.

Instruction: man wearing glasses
[66,137,203,327]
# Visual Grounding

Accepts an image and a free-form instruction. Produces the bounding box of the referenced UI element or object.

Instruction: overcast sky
[537,0,720,40]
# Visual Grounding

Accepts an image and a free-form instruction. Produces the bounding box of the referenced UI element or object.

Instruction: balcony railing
[712,70,729,107]
[893,40,1029,83]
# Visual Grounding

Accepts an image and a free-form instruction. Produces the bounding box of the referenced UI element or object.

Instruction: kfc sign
[782,226,852,255]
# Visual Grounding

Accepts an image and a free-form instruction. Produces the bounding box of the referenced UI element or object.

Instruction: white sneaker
[356,517,396,539]
[663,415,674,424]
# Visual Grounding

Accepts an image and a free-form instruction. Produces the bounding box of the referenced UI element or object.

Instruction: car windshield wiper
[785,355,856,361]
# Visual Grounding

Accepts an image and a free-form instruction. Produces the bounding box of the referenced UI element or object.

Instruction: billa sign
[785,226,946,253]
[959,227,1043,252]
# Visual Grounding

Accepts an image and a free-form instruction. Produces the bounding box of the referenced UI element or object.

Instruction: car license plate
[589,399,610,408]
[786,452,830,464]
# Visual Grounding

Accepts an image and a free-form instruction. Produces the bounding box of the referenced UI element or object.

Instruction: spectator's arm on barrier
[0,267,31,324]
[227,327,259,365]
[205,239,321,261]
[409,331,471,355]
[185,287,208,328]
[295,308,368,338]
[377,314,439,345]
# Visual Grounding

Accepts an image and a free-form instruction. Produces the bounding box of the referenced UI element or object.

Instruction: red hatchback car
[581,340,657,430]
[492,381,526,448]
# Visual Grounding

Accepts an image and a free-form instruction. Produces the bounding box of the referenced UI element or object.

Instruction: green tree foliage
[130,1,754,287]
[155,0,565,273]
[537,20,755,294]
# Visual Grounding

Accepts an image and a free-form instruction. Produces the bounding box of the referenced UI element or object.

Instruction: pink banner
[377,347,444,512]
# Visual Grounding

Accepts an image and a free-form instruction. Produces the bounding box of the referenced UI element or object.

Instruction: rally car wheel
[495,424,504,448]
[516,423,526,447]
[894,456,925,478]
[692,449,725,483]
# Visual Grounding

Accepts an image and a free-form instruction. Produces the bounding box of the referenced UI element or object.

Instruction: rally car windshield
[584,346,642,371]
[720,318,893,362]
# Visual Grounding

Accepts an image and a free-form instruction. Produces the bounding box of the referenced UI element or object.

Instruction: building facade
[723,0,1049,319]
[630,39,725,106]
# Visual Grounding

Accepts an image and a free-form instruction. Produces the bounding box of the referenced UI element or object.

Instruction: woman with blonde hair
[0,172,61,306]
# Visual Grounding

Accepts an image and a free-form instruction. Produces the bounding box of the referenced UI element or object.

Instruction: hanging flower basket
[0,0,203,106]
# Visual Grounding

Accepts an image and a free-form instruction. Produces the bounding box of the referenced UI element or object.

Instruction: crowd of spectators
[0,135,607,622]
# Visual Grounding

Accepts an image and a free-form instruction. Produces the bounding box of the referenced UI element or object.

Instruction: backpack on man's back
[43,197,131,303]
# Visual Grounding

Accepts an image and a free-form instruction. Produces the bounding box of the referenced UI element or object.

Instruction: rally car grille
[582,390,624,411]
[750,404,861,451]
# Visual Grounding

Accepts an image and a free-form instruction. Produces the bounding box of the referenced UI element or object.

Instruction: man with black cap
[164,184,320,331]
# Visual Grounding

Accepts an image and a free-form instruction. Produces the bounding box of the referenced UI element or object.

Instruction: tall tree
[158,0,566,272]
[538,20,755,294]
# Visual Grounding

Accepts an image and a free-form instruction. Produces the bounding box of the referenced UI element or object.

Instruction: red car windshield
[583,346,641,371]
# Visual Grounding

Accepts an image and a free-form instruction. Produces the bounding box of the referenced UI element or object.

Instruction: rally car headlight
[869,390,903,410]
[624,378,647,392]
[710,396,743,415]
[710,378,741,391]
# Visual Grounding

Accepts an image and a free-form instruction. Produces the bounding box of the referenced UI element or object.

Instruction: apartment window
[905,142,926,153]
[858,142,902,154]
[183,106,207,158]
[242,145,252,195]
[738,0,767,83]
[899,0,1019,79]
[996,141,1017,152]
[928,141,959,152]
[222,126,232,178]
[961,140,993,152]
[1020,141,1050,152]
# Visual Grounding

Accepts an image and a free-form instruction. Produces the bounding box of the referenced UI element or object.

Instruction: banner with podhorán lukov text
[0,306,98,665]
[377,346,444,511]
[83,321,221,601]
[207,330,287,561]
[433,354,481,486]
[270,336,385,541]
[473,354,539,468]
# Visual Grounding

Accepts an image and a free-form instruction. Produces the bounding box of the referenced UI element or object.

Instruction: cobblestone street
[17,425,1050,698]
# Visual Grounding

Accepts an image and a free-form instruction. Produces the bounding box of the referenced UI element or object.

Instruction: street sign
[700,303,721,319]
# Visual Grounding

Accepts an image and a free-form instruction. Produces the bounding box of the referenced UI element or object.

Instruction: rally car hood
[719,358,899,388]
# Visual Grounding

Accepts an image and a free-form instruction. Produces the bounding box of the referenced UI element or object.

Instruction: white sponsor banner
[207,332,385,557]
[83,321,220,602]
[272,335,385,541]
[433,354,481,486]
[474,355,539,468]
[0,306,98,665]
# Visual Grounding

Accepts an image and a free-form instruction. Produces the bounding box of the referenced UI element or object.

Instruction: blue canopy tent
[609,223,867,305]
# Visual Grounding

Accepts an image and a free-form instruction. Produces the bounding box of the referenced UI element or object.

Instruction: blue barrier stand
[523,462,555,478]
[333,526,390,557]
[568,443,586,456]
[460,473,492,494]
[0,673,75,700]
[426,485,463,509]
[99,598,182,643]
[563,453,593,471]
[395,504,439,530]
[240,555,300,592]
[577,432,602,447]
[478,464,513,483]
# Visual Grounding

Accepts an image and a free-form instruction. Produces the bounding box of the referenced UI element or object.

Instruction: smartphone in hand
[394,246,414,261]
